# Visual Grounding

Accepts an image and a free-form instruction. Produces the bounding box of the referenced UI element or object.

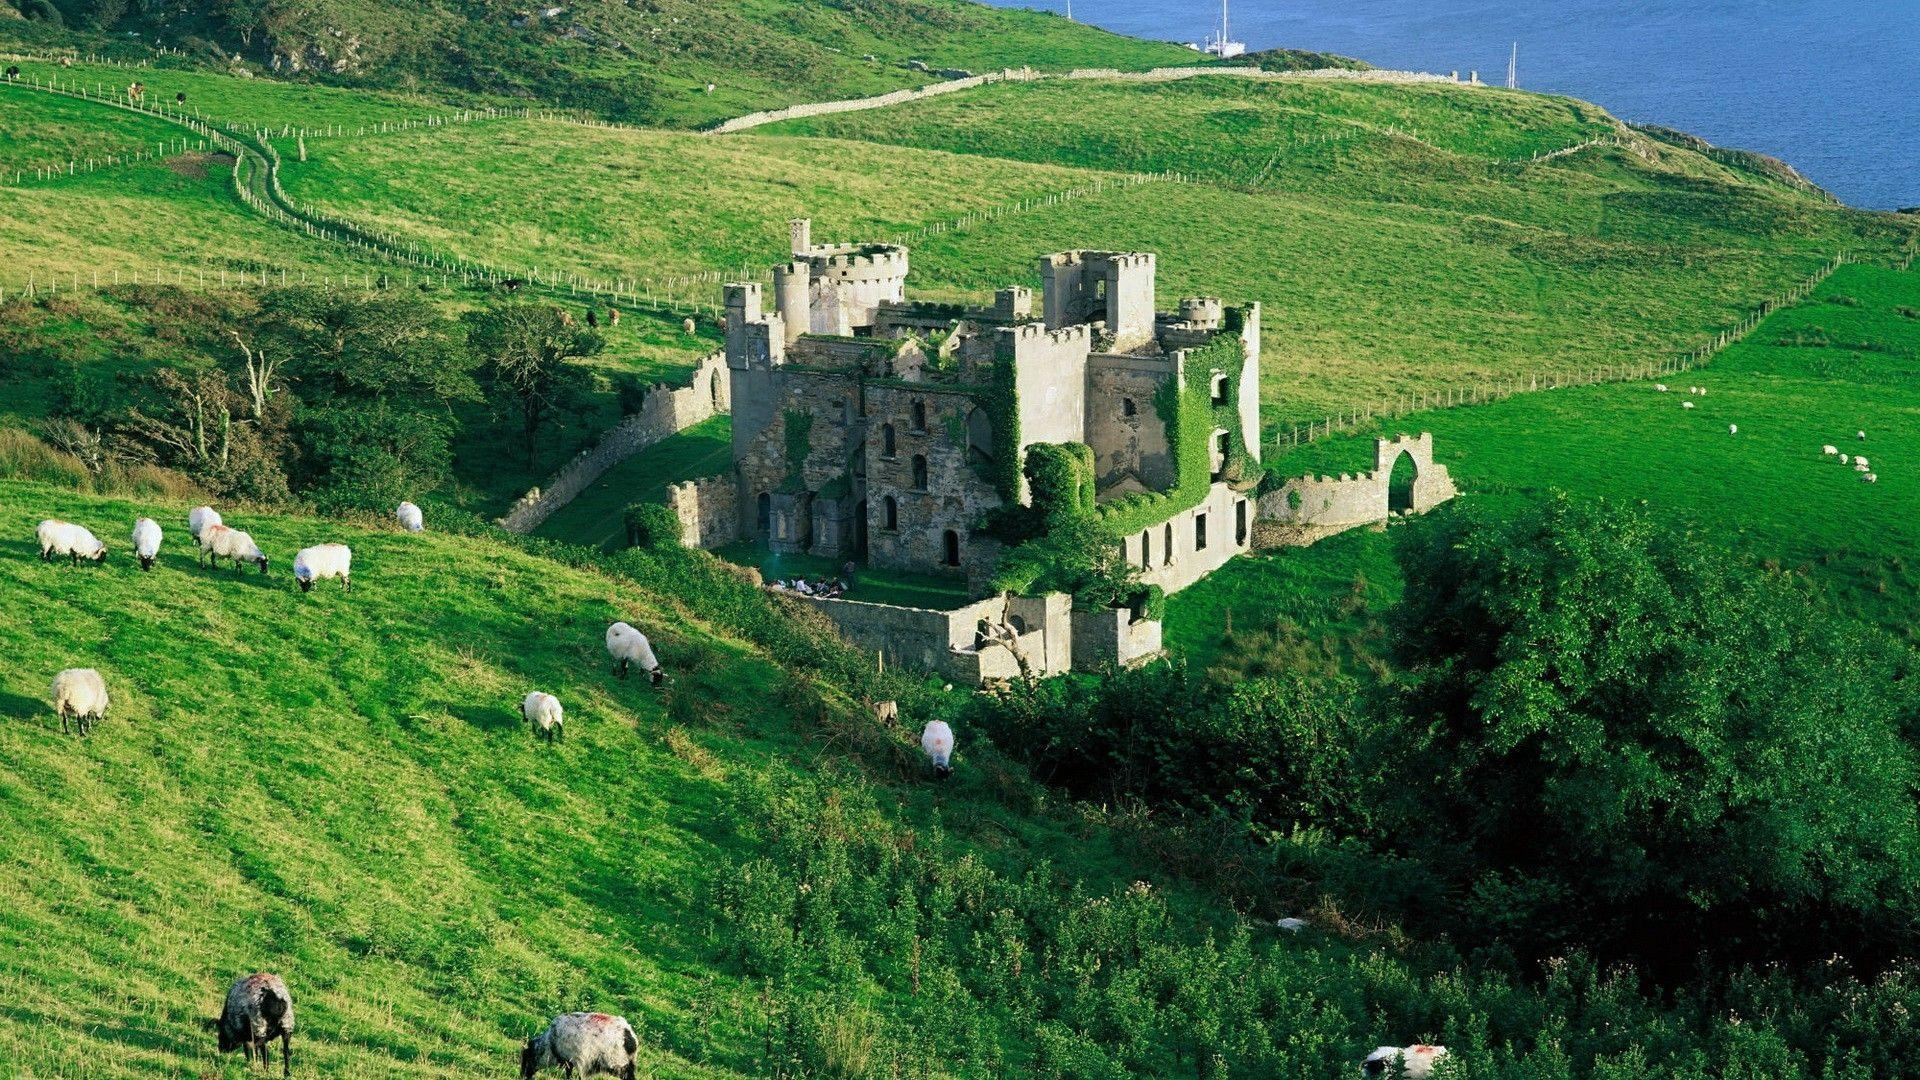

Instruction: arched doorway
[1387,451,1418,514]
[943,529,961,567]
[854,500,869,559]
[966,407,994,465]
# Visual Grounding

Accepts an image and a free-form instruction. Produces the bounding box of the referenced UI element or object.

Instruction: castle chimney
[790,218,813,257]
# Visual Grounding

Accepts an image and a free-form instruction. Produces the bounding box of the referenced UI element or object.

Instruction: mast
[1507,41,1517,89]
[1222,0,1230,51]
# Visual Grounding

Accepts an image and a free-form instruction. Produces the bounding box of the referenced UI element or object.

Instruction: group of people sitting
[768,577,849,599]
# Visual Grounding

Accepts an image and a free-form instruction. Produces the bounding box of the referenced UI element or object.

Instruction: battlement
[1176,297,1224,328]
[1004,320,1093,346]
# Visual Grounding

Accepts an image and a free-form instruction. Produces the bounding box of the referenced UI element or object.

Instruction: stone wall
[1071,606,1164,670]
[498,351,731,534]
[1254,432,1457,545]
[1085,353,1176,493]
[665,473,740,550]
[706,65,1465,136]
[1120,480,1257,595]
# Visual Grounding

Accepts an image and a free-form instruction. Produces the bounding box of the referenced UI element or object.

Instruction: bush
[622,501,682,551]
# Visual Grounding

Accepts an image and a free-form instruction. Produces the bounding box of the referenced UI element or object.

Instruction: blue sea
[983,0,1919,210]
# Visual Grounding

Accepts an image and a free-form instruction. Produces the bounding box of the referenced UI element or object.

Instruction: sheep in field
[1839,455,1850,465]
[1859,430,1868,440]
[1729,424,1738,435]
[521,1012,638,1080]
[1855,457,1870,469]
[873,700,899,727]
[292,544,352,593]
[1856,462,1872,473]
[522,692,564,743]
[132,518,163,571]
[1653,383,1668,392]
[211,973,295,1077]
[1823,445,1839,456]
[199,525,268,574]
[37,520,106,565]
[921,720,955,779]
[1363,1045,1449,1078]
[50,668,108,736]
[606,621,664,686]
[188,505,222,542]
[1866,473,1878,484]
[395,501,424,533]
[1681,401,1694,410]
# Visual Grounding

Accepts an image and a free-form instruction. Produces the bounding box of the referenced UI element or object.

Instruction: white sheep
[1653,383,1668,392]
[1866,473,1878,484]
[292,544,352,593]
[199,524,269,574]
[521,691,564,743]
[50,668,108,736]
[1728,424,1737,435]
[1823,445,1839,456]
[921,720,955,779]
[188,505,222,542]
[37,520,106,565]
[1275,917,1309,933]
[132,517,163,572]
[519,1012,638,1079]
[873,700,900,727]
[1840,454,1851,465]
[1363,1045,1449,1078]
[213,973,295,1077]
[1859,430,1868,440]
[395,501,424,533]
[606,621,663,686]
[1681,401,1694,410]
[1856,462,1871,473]
[1854,456,1869,469]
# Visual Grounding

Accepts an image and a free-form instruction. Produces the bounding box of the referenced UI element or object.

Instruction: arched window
[1194,512,1208,551]
[883,496,898,531]
[1163,522,1174,566]
[1122,397,1137,418]
[757,492,771,533]
[1140,529,1151,570]
[911,454,928,490]
[966,407,994,464]
[711,370,723,408]
[881,423,896,458]
[943,529,961,567]
[911,399,927,433]
[1211,373,1229,406]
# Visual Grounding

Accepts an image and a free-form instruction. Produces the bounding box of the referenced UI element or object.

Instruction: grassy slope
[275,119,1113,299]
[761,77,1915,426]
[533,414,734,551]
[1169,261,1920,664]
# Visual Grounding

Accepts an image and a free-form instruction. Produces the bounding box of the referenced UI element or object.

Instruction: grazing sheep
[520,1012,638,1080]
[188,505,222,542]
[1363,1045,1449,1078]
[1855,457,1869,469]
[682,317,696,335]
[1823,445,1839,456]
[211,973,295,1077]
[37,520,106,565]
[1840,454,1851,465]
[1728,424,1738,435]
[292,544,352,593]
[1681,401,1694,410]
[606,621,664,686]
[1276,917,1309,933]
[1859,430,1868,440]
[1653,383,1668,392]
[873,700,899,727]
[395,501,425,533]
[921,720,955,779]
[132,517,163,572]
[199,525,269,574]
[1866,473,1878,484]
[1856,462,1871,473]
[521,691,564,743]
[50,668,108,736]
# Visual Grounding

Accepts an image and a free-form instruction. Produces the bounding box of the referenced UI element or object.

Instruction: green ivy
[1097,332,1261,536]
[780,408,814,493]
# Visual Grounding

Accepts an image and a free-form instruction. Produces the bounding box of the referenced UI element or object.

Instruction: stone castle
[715,219,1264,595]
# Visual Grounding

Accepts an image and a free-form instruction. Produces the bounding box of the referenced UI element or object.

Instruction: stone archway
[1387,450,1418,514]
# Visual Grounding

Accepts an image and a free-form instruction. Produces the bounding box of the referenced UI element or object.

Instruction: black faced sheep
[292,544,351,593]
[199,524,268,574]
[132,517,163,571]
[522,692,564,743]
[395,501,424,533]
[211,973,295,1077]
[520,1012,638,1079]
[921,720,954,779]
[50,668,108,736]
[606,622,663,686]
[38,520,106,565]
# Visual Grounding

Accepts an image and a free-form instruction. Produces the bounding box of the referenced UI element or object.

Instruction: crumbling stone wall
[665,474,740,550]
[1119,481,1257,594]
[1085,353,1175,493]
[1255,432,1458,545]
[499,351,729,533]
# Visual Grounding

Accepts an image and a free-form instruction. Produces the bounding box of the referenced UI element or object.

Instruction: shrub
[622,501,683,551]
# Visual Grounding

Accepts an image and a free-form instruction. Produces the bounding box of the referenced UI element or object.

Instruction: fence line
[1273,252,1855,451]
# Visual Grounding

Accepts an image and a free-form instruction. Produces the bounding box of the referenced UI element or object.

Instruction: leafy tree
[464,301,603,464]
[1386,495,1920,966]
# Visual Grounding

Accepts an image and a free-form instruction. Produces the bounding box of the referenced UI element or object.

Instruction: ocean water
[984,0,1919,210]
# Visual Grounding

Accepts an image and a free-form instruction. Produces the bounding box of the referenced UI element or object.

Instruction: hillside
[0,0,1199,126]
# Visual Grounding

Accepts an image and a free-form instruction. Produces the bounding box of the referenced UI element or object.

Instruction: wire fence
[1273,251,1857,451]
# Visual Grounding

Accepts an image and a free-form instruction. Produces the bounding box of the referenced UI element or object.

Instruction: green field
[533,415,735,550]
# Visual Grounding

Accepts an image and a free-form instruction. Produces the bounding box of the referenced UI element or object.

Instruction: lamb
[50,668,108,736]
[520,1012,638,1080]
[395,501,424,533]
[1823,445,1839,456]
[1362,1045,1449,1078]
[199,524,269,574]
[188,505,222,542]
[921,720,955,779]
[132,517,163,571]
[521,691,564,743]
[606,621,664,686]
[37,520,106,565]
[211,973,295,1077]
[292,544,352,593]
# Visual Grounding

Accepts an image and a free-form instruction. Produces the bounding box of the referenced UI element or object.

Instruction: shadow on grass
[0,689,47,724]
[450,703,525,734]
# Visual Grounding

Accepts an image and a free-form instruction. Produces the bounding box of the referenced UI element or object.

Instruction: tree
[1386,495,1920,966]
[464,301,603,464]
